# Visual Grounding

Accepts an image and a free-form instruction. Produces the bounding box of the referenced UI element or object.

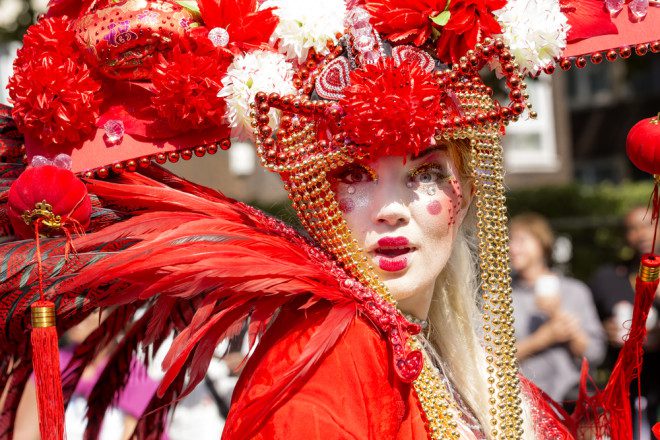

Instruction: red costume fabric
[226,303,428,439]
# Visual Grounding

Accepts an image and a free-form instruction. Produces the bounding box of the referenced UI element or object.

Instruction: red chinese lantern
[627,112,660,175]
[7,164,91,239]
[6,164,91,440]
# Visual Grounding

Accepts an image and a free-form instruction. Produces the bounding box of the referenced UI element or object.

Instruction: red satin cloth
[224,303,429,439]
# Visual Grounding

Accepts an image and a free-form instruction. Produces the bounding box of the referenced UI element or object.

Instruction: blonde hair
[423,142,537,439]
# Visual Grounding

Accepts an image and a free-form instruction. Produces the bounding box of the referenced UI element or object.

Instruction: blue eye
[409,164,448,184]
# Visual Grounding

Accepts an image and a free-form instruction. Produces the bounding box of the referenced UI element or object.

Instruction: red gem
[207,144,218,155]
[606,50,618,62]
[560,58,572,71]
[195,146,206,157]
[97,167,109,178]
[575,57,587,68]
[168,152,180,163]
[543,64,555,75]
[620,46,632,58]
[155,153,167,164]
[221,138,231,150]
[590,52,603,64]
[125,160,137,172]
[181,150,193,160]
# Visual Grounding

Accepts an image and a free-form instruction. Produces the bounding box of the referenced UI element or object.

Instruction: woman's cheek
[427,200,442,216]
[447,178,463,227]
[338,198,355,214]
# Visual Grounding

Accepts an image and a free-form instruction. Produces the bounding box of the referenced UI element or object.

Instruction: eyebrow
[411,146,447,160]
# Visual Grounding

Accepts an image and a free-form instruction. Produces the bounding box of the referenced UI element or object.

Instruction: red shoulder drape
[224,303,429,439]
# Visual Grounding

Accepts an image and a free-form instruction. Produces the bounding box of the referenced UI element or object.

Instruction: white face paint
[330,147,470,315]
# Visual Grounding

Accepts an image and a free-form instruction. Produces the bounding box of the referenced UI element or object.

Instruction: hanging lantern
[6,162,92,440]
[7,164,92,239]
[626,112,660,175]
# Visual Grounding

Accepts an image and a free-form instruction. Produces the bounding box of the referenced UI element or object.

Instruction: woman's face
[330,146,470,303]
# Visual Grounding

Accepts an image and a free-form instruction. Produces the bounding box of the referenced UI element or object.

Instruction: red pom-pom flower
[435,0,505,63]
[8,18,101,148]
[7,165,92,239]
[366,0,505,63]
[339,58,444,158]
[151,30,233,130]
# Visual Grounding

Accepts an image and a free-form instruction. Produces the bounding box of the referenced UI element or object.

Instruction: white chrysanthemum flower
[219,50,296,141]
[260,0,347,63]
[493,0,570,75]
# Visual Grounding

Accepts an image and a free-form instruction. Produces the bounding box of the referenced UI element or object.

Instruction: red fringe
[574,254,660,439]
[30,301,65,440]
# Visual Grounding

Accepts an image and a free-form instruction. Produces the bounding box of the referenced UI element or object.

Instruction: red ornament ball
[7,165,92,239]
[626,113,660,175]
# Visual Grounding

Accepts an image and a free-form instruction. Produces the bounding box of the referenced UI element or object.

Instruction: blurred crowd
[510,207,660,440]
[11,207,660,440]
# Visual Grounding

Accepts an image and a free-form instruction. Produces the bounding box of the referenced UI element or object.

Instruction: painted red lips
[375,237,414,272]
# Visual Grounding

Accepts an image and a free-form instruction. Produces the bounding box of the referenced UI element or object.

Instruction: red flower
[339,58,444,158]
[366,0,447,46]
[151,32,233,130]
[366,0,505,64]
[8,18,101,148]
[435,0,505,63]
[197,0,279,51]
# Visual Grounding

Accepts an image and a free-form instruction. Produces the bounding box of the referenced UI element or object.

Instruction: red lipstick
[375,237,412,272]
[378,237,409,247]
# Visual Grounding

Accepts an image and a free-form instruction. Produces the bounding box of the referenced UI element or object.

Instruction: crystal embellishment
[605,0,625,14]
[104,119,125,144]
[208,27,230,47]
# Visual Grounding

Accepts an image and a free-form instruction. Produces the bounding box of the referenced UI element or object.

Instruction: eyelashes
[329,164,377,184]
[407,163,450,185]
[329,162,450,186]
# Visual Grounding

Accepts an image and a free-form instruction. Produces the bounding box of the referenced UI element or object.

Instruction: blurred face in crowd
[625,206,658,255]
[509,224,546,274]
[330,145,471,314]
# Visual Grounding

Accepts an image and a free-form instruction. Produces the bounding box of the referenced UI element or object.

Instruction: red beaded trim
[556,40,660,72]
[79,139,231,179]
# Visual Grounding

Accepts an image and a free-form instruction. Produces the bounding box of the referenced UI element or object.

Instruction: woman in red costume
[1,0,659,439]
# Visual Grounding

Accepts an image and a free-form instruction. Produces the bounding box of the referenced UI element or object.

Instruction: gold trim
[639,261,660,282]
[21,200,62,229]
[31,306,56,328]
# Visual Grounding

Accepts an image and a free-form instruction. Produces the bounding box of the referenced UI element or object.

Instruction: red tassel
[31,300,65,440]
[573,254,660,439]
[30,221,65,440]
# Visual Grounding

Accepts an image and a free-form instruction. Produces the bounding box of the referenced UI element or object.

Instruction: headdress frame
[251,34,531,439]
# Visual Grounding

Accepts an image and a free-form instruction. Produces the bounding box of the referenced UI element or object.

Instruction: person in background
[14,311,163,440]
[510,213,606,407]
[590,205,660,439]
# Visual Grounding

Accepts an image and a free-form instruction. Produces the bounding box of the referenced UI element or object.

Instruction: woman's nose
[371,181,410,226]
[374,202,410,226]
